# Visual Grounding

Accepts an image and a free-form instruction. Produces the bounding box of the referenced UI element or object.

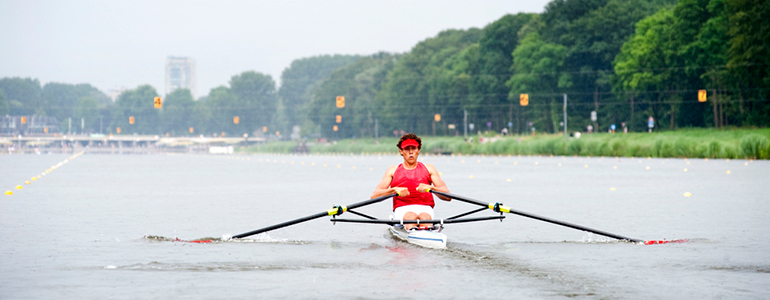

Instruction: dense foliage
[2,0,767,137]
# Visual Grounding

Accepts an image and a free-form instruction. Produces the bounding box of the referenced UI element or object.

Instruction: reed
[239,128,770,159]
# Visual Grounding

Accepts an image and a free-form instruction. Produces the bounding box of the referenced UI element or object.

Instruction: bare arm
[416,163,451,201]
[370,165,409,199]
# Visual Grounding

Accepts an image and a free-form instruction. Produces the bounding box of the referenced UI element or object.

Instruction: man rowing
[370,133,451,230]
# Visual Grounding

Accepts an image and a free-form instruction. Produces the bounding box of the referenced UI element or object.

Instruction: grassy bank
[240,128,770,159]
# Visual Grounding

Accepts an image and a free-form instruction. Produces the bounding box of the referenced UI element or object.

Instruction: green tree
[726,0,770,126]
[542,0,674,132]
[377,29,482,135]
[204,86,236,135]
[229,71,277,136]
[470,13,537,132]
[0,77,43,115]
[42,82,110,125]
[277,54,360,135]
[110,85,160,134]
[613,8,680,130]
[0,89,8,116]
[72,96,99,133]
[308,53,397,139]
[162,88,195,135]
[506,32,570,134]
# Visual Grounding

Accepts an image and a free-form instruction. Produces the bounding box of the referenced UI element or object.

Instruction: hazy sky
[1,0,551,98]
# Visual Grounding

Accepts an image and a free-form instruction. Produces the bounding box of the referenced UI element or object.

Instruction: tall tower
[165,56,197,97]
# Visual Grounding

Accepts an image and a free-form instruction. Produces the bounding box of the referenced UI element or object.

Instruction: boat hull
[389,225,447,249]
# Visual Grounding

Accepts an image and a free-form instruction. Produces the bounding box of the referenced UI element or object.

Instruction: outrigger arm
[429,190,644,243]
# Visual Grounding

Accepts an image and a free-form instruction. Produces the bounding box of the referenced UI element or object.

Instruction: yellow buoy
[5,190,12,195]
[513,162,518,165]
[645,166,650,170]
[352,166,356,169]
[506,179,511,182]
[744,162,748,166]
[323,164,328,167]
[684,168,688,172]
[25,181,31,185]
[726,170,731,174]
[610,187,616,191]
[469,175,474,179]
[370,167,374,171]
[31,177,37,181]
[535,162,539,165]
[613,166,617,169]
[558,163,562,167]
[15,185,23,190]
[584,164,588,168]
[684,192,692,197]
[337,164,341,168]
[311,163,316,166]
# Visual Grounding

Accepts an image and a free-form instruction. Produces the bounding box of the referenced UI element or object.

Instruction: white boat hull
[388,225,447,249]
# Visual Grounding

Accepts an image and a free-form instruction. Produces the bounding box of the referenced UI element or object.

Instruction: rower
[370,133,451,230]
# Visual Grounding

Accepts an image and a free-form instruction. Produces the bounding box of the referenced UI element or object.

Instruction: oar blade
[643,239,689,245]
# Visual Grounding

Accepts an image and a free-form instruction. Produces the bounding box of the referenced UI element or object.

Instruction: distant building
[108,87,128,102]
[165,56,197,97]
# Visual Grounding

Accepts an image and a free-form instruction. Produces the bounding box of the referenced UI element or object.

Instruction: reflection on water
[1,153,768,298]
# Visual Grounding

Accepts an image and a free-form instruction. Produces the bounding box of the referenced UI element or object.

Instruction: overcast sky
[1,0,551,98]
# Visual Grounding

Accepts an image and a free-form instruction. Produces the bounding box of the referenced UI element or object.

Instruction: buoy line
[5,151,85,196]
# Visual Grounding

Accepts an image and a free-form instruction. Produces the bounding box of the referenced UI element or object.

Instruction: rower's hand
[393,187,409,197]
[416,183,433,193]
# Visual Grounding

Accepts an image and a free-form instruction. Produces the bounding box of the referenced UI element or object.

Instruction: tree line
[2,0,767,138]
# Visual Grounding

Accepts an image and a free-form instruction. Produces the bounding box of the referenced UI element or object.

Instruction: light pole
[563,94,568,141]
[463,110,467,140]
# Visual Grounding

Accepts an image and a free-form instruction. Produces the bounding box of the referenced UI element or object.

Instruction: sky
[1,0,551,98]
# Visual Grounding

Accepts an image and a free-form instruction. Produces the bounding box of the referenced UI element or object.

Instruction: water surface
[1,153,768,298]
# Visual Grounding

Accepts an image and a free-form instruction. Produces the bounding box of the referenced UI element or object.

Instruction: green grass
[239,128,770,159]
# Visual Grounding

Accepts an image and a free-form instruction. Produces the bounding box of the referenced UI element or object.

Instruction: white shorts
[393,205,434,220]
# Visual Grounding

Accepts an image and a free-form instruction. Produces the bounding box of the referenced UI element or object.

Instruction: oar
[231,194,396,239]
[430,190,645,243]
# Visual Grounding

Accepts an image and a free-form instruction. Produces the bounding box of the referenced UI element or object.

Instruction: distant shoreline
[240,128,770,160]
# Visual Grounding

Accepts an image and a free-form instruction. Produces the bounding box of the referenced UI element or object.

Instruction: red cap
[400,139,419,149]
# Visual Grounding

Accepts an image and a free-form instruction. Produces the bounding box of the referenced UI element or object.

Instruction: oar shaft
[232,194,396,239]
[232,211,328,239]
[431,190,642,243]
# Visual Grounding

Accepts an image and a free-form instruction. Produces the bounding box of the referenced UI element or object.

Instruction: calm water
[1,152,768,299]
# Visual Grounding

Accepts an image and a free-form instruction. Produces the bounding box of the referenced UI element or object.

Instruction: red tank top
[391,162,434,211]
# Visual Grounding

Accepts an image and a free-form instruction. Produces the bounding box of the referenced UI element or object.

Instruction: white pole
[463,110,467,140]
[563,94,568,141]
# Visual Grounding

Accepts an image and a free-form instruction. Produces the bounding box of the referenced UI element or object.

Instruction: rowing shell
[388,224,447,249]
